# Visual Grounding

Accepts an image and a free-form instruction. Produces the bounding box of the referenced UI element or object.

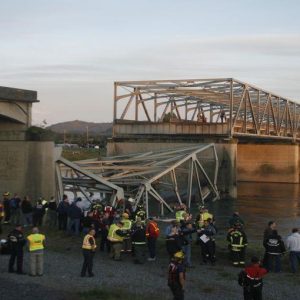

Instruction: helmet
[122,212,129,219]
[128,197,135,203]
[174,251,185,259]
[3,192,10,197]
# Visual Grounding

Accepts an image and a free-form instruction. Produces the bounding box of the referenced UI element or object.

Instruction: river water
[207,182,300,242]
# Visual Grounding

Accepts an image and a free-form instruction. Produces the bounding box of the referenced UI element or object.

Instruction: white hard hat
[128,197,135,203]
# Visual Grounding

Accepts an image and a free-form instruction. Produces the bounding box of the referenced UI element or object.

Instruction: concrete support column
[215,141,237,199]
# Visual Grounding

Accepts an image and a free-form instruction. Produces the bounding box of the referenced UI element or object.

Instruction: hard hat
[128,197,135,203]
[3,192,10,197]
[122,212,129,219]
[174,251,185,259]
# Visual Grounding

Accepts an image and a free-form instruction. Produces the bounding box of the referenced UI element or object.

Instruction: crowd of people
[1,192,300,300]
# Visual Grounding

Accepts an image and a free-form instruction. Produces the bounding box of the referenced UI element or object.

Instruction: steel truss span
[113,78,300,141]
[55,144,219,217]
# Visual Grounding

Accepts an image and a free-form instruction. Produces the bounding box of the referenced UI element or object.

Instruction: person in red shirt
[239,256,268,300]
[146,217,160,261]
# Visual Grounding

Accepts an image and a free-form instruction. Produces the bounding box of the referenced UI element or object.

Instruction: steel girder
[55,144,219,217]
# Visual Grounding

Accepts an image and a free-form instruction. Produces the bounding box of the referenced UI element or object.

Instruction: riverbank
[0,224,300,300]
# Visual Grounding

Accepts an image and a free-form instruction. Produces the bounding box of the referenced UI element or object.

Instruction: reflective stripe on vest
[82,234,96,250]
[27,234,45,252]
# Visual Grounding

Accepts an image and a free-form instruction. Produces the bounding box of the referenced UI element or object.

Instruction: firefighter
[168,251,186,300]
[227,224,247,266]
[131,217,146,264]
[81,228,97,277]
[8,224,27,274]
[238,256,267,300]
[107,219,127,261]
[135,204,147,225]
[121,213,132,252]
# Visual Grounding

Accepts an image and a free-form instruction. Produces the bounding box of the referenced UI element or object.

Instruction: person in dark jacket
[57,195,69,230]
[46,196,57,228]
[131,217,146,264]
[8,225,27,274]
[10,193,22,225]
[99,212,111,252]
[238,256,267,300]
[180,221,197,267]
[3,192,11,224]
[32,199,46,227]
[67,198,83,236]
[165,220,182,259]
[263,230,285,272]
[198,219,217,265]
[262,221,276,267]
[21,196,33,227]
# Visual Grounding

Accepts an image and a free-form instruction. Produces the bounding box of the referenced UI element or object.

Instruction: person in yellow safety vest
[81,228,97,277]
[108,219,128,261]
[27,227,46,276]
[122,213,132,252]
[175,204,187,223]
[195,207,214,228]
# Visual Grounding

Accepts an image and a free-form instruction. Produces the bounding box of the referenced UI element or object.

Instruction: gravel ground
[1,234,300,300]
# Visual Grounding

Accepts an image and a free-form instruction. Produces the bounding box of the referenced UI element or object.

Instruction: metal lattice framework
[113,78,300,140]
[55,144,219,217]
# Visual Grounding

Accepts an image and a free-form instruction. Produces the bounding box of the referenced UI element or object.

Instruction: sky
[1,0,300,125]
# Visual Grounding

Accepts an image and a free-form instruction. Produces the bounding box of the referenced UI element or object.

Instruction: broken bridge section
[55,144,219,217]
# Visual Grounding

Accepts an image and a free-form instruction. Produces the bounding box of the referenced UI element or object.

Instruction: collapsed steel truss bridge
[55,144,219,217]
[113,78,300,141]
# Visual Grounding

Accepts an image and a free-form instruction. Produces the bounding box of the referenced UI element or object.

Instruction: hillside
[47,120,112,135]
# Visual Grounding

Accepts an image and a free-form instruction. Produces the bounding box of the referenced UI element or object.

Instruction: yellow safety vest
[122,218,132,230]
[82,234,97,250]
[176,210,185,222]
[27,234,45,252]
[108,224,124,242]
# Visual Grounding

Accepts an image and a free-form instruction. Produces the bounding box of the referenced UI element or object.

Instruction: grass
[62,148,106,161]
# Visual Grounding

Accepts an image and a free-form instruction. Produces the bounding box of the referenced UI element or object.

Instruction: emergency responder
[135,204,147,225]
[165,220,182,259]
[263,230,285,272]
[3,192,11,224]
[168,251,186,300]
[131,217,146,264]
[8,224,26,274]
[228,211,245,229]
[175,204,186,223]
[195,206,214,228]
[121,212,132,252]
[238,256,267,300]
[81,228,97,277]
[27,227,46,276]
[227,224,247,266]
[198,218,216,265]
[0,199,4,234]
[180,221,197,267]
[146,217,160,261]
[107,219,127,261]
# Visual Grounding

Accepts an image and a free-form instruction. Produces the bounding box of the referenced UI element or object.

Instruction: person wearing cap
[238,256,267,300]
[8,224,27,274]
[27,227,46,276]
[107,219,127,261]
[121,212,132,252]
[229,212,245,229]
[168,251,186,300]
[3,192,11,224]
[81,228,96,277]
[131,217,146,264]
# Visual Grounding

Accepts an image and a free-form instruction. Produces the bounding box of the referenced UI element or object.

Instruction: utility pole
[86,126,89,147]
